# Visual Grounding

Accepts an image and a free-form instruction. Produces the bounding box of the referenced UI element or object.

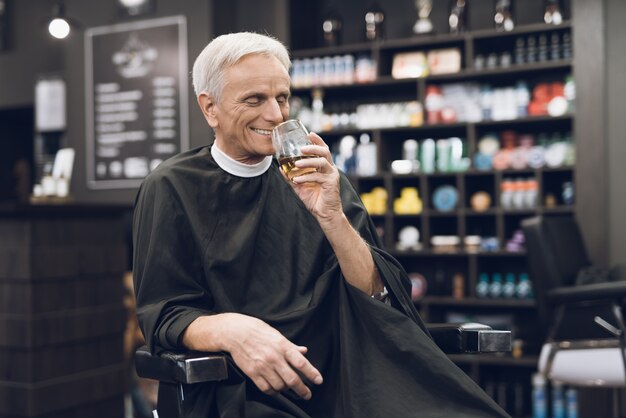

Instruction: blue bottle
[566,387,578,418]
[489,273,503,298]
[552,380,565,418]
[476,273,490,298]
[532,373,547,418]
[516,273,534,299]
[502,273,517,298]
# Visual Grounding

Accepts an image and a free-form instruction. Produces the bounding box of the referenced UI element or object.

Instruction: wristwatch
[372,286,390,305]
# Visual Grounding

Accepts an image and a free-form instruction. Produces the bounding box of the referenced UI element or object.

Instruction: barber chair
[135,322,511,418]
[521,216,626,393]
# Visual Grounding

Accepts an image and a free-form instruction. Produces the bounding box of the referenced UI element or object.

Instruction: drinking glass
[272,119,317,180]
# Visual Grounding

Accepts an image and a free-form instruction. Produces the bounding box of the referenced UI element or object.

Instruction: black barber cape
[133,145,509,418]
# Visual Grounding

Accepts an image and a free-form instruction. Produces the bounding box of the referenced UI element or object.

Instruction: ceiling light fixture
[118,0,154,17]
[47,3,77,40]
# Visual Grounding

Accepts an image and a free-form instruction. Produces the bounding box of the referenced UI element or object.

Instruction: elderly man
[133,32,509,417]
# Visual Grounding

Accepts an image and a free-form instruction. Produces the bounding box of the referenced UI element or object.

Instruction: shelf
[501,207,574,215]
[315,115,573,135]
[293,60,572,93]
[478,167,573,175]
[384,173,420,180]
[377,123,468,133]
[349,173,386,181]
[464,208,499,216]
[470,21,572,39]
[317,127,371,136]
[310,115,572,135]
[462,170,496,176]
[418,171,462,178]
[448,354,539,367]
[427,60,572,82]
[500,209,537,216]
[540,166,575,173]
[394,213,422,219]
[474,251,527,257]
[429,210,459,217]
[374,169,541,181]
[318,122,463,136]
[542,205,575,214]
[291,42,374,58]
[417,296,536,308]
[291,22,572,57]
[291,76,417,94]
[378,33,465,50]
[498,168,540,175]
[365,206,571,217]
[474,114,573,127]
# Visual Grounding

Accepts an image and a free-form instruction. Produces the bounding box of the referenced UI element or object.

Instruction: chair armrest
[548,280,626,304]
[135,323,512,384]
[134,345,229,384]
[426,323,512,354]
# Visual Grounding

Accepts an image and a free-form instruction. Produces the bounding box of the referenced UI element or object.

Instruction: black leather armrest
[427,323,512,354]
[135,345,229,384]
[548,280,626,304]
[135,323,512,384]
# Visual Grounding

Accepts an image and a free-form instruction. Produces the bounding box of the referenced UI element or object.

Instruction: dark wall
[0,2,50,204]
[571,0,608,266]
[607,0,626,266]
[0,0,64,109]
[0,1,61,203]
[0,107,33,202]
[214,0,288,43]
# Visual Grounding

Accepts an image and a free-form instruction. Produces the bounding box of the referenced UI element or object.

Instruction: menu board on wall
[85,16,188,189]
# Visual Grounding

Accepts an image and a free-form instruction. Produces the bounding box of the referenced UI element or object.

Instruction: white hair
[192,32,291,102]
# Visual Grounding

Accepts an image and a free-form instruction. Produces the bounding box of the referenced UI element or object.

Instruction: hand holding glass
[272,120,317,181]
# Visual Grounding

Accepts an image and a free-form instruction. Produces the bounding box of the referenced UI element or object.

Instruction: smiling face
[198,54,291,164]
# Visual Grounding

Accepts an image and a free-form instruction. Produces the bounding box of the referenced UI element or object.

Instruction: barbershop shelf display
[290,19,574,418]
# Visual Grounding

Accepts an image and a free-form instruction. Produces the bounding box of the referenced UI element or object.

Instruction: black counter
[0,203,131,418]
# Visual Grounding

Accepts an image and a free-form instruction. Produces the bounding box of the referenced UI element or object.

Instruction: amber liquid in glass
[279,155,317,180]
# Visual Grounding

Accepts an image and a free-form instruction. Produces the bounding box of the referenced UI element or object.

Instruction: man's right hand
[182,313,323,400]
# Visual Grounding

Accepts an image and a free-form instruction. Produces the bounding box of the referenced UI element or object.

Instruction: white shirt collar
[210,143,273,178]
